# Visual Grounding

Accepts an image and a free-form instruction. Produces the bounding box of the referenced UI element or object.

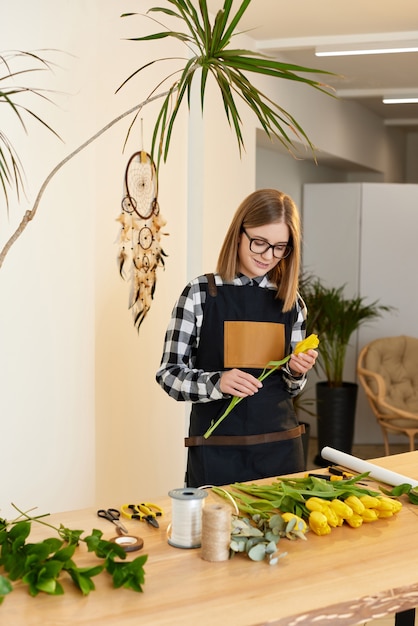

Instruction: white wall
[1,1,415,520]
[301,182,418,445]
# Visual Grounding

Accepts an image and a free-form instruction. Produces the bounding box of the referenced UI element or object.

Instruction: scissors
[97,508,129,535]
[121,503,163,528]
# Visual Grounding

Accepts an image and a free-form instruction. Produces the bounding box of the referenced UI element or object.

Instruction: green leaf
[35,577,57,594]
[219,0,251,47]
[230,538,246,552]
[106,555,148,592]
[0,574,13,600]
[58,525,84,545]
[84,530,126,561]
[66,565,100,595]
[53,543,77,562]
[247,543,266,561]
[120,1,335,169]
[265,540,278,555]
[8,521,31,542]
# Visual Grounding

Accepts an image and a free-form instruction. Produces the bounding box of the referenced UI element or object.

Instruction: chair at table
[357,335,418,456]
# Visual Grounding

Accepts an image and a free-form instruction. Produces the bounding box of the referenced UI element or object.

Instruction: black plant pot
[314,381,358,467]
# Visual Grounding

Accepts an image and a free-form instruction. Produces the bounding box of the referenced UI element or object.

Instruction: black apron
[185,275,305,487]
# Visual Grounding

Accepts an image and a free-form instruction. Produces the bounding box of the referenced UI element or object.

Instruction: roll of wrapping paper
[321,447,418,488]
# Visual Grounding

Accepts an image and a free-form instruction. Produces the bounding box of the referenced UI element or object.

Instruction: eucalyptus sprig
[0,505,147,604]
[203,333,319,439]
[119,0,335,170]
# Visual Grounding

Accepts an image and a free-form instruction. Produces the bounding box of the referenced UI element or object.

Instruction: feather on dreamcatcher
[117,150,168,330]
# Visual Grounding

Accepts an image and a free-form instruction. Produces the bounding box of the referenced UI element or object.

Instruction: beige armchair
[357,335,418,455]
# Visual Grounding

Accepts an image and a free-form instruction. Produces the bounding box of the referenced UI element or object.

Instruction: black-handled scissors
[97,508,129,535]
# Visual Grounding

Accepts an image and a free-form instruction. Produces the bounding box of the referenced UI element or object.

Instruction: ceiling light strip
[383,97,418,104]
[316,41,418,57]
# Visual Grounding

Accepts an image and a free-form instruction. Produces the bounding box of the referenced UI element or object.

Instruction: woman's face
[237,221,290,278]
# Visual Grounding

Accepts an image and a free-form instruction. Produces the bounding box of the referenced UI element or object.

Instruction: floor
[306,438,416,626]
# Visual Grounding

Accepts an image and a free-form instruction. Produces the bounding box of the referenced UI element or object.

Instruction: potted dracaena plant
[299,274,393,465]
[1,1,335,267]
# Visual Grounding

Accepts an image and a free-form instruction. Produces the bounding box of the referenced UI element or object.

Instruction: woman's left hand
[288,349,318,376]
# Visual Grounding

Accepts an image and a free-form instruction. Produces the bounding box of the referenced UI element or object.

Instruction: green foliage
[0,50,61,209]
[119,0,334,169]
[383,483,418,506]
[230,515,289,565]
[215,474,382,521]
[300,275,393,386]
[0,509,147,604]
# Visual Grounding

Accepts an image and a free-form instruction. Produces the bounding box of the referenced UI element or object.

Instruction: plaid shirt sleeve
[155,276,225,402]
[281,293,308,397]
[156,278,309,402]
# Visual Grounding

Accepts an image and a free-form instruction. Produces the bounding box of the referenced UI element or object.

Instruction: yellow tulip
[294,334,319,355]
[322,505,340,528]
[309,510,331,536]
[375,496,402,513]
[306,497,328,513]
[375,509,394,519]
[345,513,364,528]
[359,495,380,509]
[330,499,354,520]
[361,508,379,523]
[344,495,365,515]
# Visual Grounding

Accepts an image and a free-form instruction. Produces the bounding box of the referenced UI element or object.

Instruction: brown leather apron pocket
[224,320,285,369]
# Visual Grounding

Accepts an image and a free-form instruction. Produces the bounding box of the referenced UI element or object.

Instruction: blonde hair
[216,189,301,311]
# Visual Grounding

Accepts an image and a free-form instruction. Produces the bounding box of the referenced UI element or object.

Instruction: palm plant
[1,0,334,267]
[119,0,334,169]
[300,276,393,387]
[0,50,60,209]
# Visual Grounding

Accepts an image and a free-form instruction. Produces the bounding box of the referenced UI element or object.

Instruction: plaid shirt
[156,273,307,402]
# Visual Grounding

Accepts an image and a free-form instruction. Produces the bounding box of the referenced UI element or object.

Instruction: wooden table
[2,452,418,625]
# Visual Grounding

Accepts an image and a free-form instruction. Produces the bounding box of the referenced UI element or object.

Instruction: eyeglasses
[241,228,293,259]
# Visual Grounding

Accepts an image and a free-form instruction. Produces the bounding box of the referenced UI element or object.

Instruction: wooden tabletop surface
[2,451,418,625]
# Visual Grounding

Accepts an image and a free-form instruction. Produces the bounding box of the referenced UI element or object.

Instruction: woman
[156,189,317,487]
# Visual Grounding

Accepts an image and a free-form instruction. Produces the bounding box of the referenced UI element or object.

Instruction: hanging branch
[0,1,336,270]
[0,91,170,270]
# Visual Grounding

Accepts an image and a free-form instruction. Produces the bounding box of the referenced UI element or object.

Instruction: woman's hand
[288,349,318,376]
[220,368,263,397]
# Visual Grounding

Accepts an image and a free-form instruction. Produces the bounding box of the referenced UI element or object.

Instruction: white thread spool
[168,488,208,549]
[201,504,231,562]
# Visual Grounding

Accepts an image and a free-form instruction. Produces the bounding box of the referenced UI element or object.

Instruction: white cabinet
[302,183,418,444]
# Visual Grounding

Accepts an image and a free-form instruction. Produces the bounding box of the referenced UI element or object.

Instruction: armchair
[357,335,418,455]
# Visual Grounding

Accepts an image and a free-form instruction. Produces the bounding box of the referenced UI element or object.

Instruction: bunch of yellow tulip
[306,494,402,536]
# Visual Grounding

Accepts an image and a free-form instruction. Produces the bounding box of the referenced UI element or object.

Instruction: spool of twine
[168,488,208,549]
[201,503,231,562]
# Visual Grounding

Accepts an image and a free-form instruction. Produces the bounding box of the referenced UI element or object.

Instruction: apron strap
[185,424,305,447]
[205,273,217,297]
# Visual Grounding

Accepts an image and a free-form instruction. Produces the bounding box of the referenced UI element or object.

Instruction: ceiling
[206,0,418,132]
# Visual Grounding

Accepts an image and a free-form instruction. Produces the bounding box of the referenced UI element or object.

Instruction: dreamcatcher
[117,149,168,330]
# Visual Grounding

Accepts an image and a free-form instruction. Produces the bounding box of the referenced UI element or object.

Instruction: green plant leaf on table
[203,334,319,438]
[0,505,148,603]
